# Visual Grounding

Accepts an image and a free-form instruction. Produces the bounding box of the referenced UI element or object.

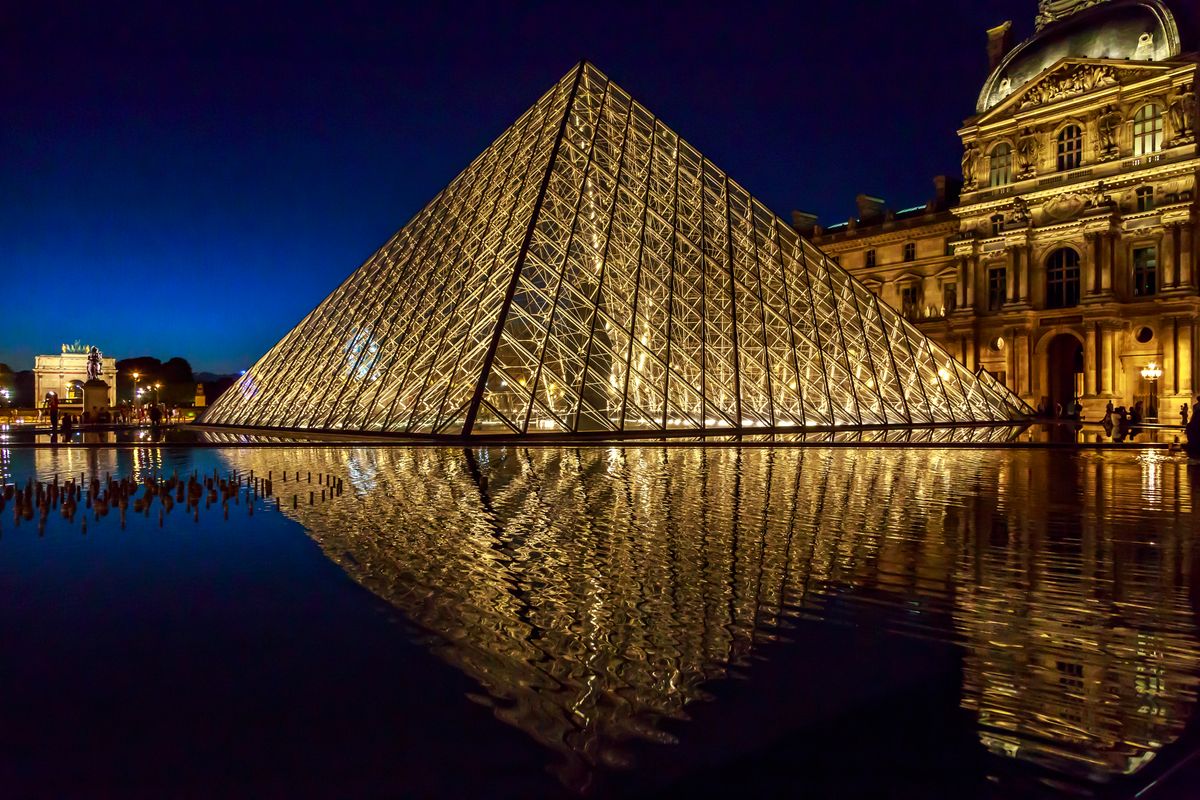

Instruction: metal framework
[203,62,1031,437]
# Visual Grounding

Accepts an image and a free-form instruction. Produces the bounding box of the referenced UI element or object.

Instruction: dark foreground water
[2,445,1199,799]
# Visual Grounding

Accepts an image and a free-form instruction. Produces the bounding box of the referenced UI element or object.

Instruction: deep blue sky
[3,0,1025,373]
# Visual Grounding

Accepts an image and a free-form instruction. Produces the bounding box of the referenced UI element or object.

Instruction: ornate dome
[977,0,1182,113]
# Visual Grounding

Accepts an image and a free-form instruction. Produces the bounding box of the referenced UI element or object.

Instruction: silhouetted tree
[161,357,195,405]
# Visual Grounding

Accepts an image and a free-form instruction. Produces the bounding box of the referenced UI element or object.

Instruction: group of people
[1100,400,1151,441]
[1034,400,1084,419]
[44,394,174,435]
[1036,394,1200,455]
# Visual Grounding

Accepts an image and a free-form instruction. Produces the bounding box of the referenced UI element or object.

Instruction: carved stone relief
[1034,0,1110,30]
[1018,65,1121,109]
[962,141,980,191]
[1097,106,1122,159]
[1016,129,1042,176]
[1167,89,1196,144]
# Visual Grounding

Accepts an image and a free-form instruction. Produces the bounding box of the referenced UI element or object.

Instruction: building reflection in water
[19,443,1183,792]
[956,450,1200,783]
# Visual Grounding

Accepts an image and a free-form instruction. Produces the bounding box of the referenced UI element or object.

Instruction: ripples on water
[5,445,1200,795]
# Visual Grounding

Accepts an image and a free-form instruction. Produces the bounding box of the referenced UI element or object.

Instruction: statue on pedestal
[961,142,979,191]
[1016,129,1041,176]
[86,346,104,382]
[1168,90,1196,143]
[1097,106,1123,158]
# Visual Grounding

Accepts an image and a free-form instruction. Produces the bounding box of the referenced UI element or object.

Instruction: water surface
[2,445,1198,798]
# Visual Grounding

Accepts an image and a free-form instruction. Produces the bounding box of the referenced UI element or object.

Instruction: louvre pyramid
[203,62,1030,437]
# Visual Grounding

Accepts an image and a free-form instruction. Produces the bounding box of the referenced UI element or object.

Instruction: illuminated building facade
[811,0,1198,419]
[33,345,117,408]
[203,63,1028,437]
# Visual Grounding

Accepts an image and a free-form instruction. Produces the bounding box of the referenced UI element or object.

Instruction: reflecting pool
[2,445,1199,798]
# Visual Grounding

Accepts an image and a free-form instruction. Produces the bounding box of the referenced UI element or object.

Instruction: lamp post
[154,382,162,404]
[132,372,140,403]
[1140,361,1163,421]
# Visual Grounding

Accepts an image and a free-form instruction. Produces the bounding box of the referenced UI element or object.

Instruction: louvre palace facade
[810,0,1198,419]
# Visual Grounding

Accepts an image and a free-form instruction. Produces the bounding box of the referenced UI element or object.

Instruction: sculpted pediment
[976,59,1168,123]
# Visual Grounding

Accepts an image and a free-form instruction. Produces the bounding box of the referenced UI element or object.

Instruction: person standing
[48,393,59,432]
[1182,403,1190,427]
[1186,396,1200,458]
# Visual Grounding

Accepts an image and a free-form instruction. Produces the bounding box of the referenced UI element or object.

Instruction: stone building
[33,345,118,408]
[811,0,1198,419]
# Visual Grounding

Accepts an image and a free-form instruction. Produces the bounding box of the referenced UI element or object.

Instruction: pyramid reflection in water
[214,446,1200,792]
[202,62,1029,437]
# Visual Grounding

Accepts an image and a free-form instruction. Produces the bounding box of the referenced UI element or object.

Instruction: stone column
[1180,223,1194,288]
[1020,241,1032,304]
[1162,224,1177,288]
[1083,233,1098,296]
[1166,317,1179,397]
[1101,326,1115,395]
[957,257,968,309]
[1005,328,1016,391]
[1101,232,1114,294]
[1017,331,1032,397]
[1084,326,1098,396]
[965,256,977,308]
[1006,248,1017,303]
[1179,316,1195,398]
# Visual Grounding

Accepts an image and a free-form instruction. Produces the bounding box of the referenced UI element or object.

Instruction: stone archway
[1045,333,1083,415]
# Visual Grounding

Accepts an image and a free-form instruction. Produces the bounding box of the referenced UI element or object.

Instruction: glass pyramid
[203,62,1031,437]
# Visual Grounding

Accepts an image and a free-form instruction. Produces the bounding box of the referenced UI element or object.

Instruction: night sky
[4,0,1024,373]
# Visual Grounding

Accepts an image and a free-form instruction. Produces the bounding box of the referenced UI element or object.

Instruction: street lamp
[154,382,162,404]
[1140,361,1163,421]
[132,372,141,403]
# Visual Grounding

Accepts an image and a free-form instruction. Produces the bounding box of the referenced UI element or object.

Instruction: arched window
[1056,125,1083,171]
[1133,104,1163,156]
[1045,248,1081,309]
[989,143,1013,187]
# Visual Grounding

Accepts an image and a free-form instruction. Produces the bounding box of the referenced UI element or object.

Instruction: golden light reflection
[207,445,1200,792]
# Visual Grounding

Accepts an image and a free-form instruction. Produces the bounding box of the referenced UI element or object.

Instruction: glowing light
[1140,362,1163,381]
